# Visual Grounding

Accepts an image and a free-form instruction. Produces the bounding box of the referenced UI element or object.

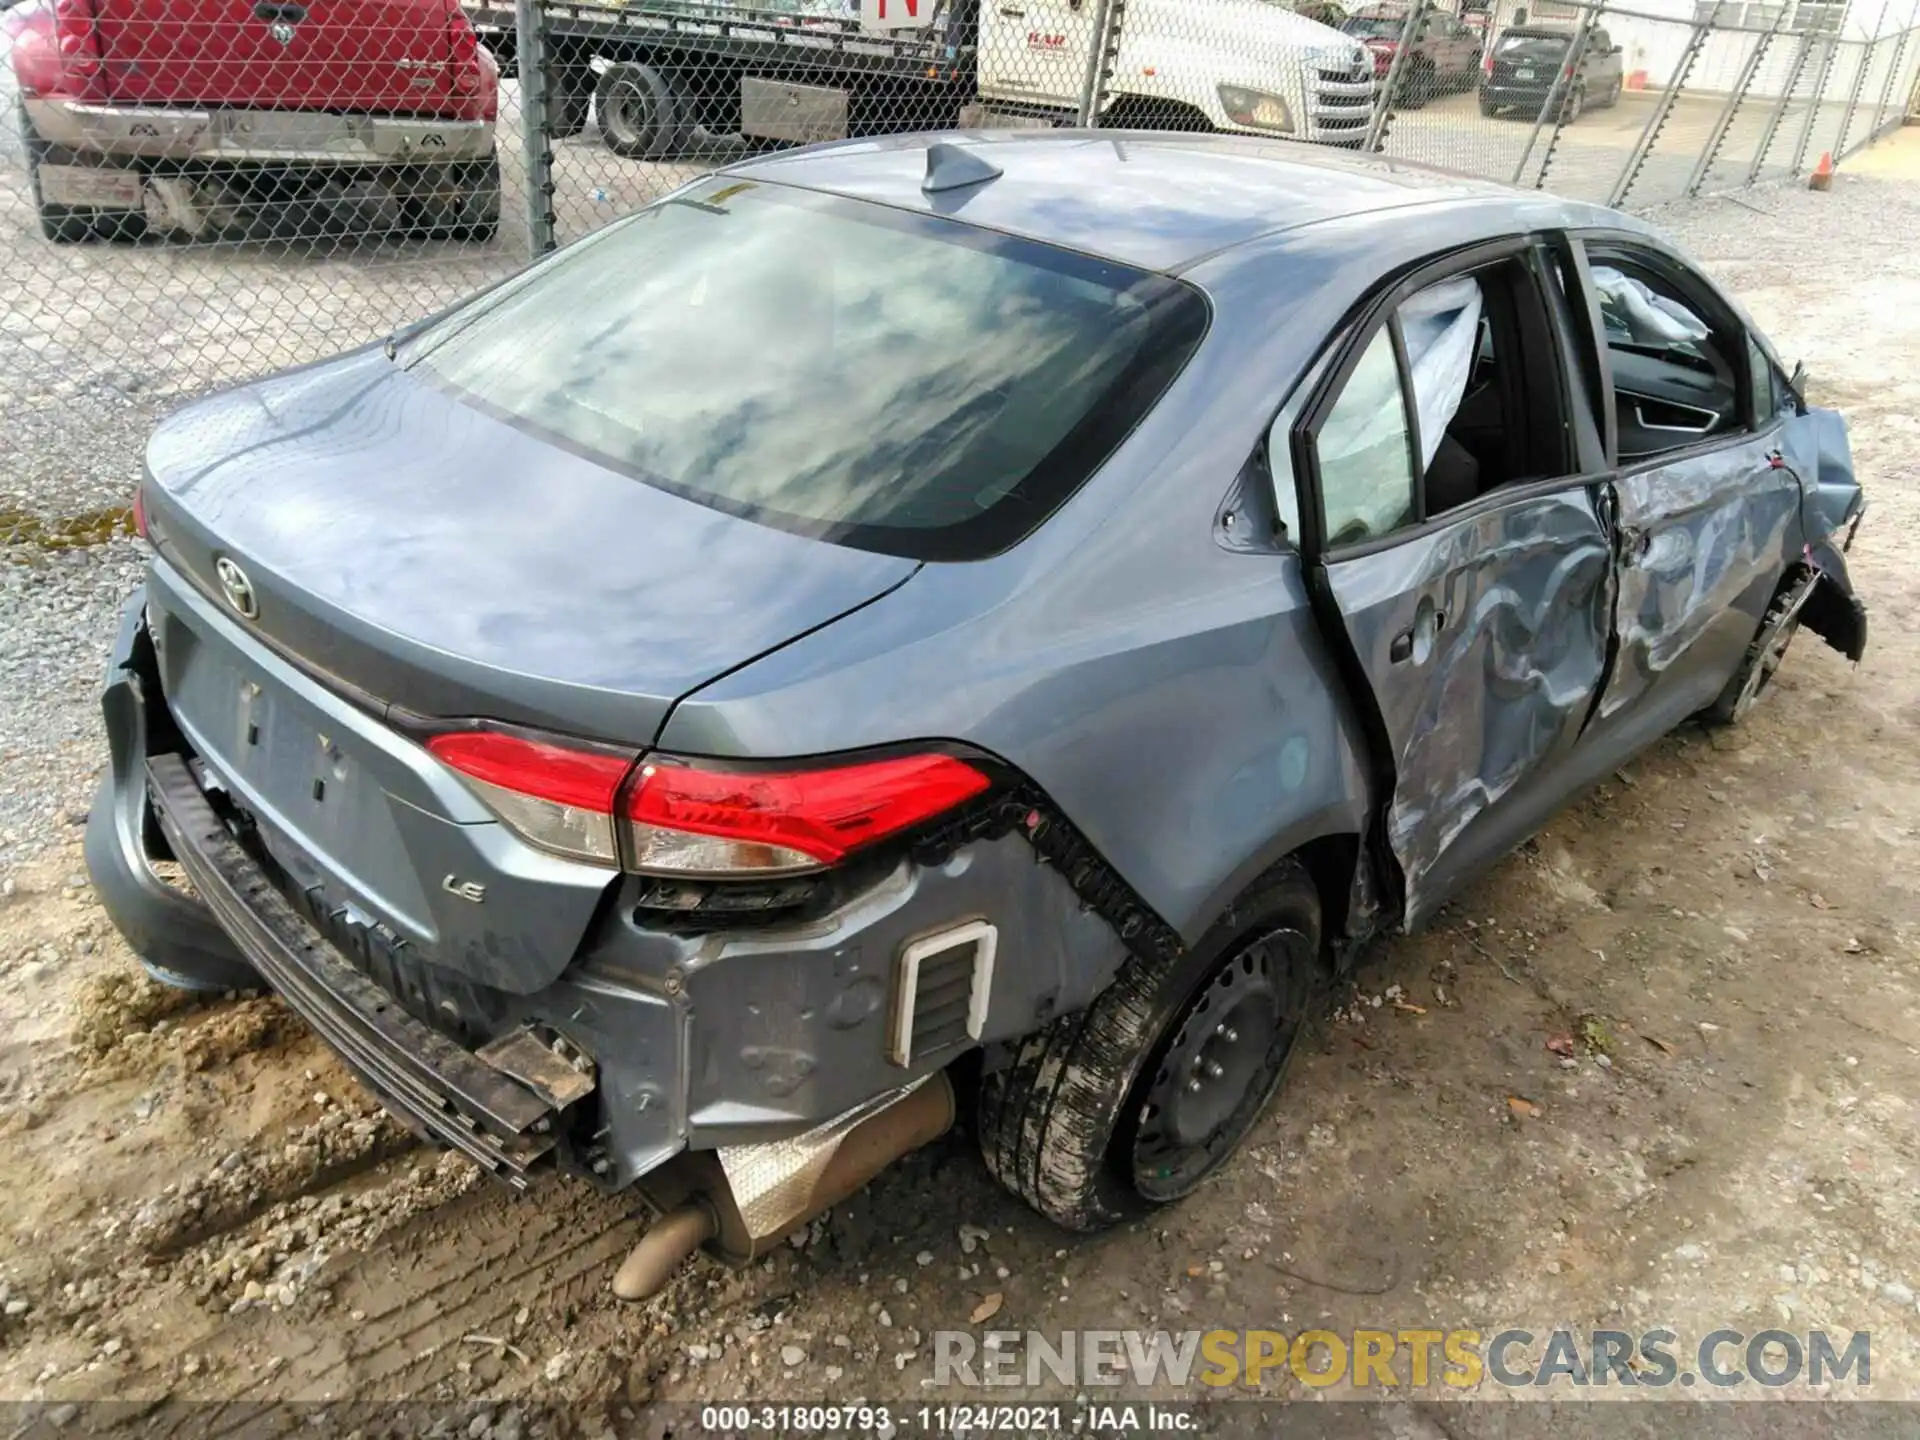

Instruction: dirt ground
[3,142,1920,1429]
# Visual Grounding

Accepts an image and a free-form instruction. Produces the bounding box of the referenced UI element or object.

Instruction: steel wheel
[1129,927,1311,1203]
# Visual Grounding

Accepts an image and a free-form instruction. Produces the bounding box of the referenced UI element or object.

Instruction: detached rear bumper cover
[144,750,565,1187]
[24,96,494,164]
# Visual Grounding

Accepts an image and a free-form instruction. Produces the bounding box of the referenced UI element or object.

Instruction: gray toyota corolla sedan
[86,132,1867,1294]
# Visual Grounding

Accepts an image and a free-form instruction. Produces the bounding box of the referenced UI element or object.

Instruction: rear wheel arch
[1177,800,1371,962]
[976,852,1324,1231]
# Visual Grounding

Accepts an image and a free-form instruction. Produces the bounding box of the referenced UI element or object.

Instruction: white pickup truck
[464,0,1375,158]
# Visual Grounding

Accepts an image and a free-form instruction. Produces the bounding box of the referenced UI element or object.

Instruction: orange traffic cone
[1809,151,1835,191]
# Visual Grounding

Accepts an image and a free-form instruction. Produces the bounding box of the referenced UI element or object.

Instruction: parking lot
[3,19,1920,1422]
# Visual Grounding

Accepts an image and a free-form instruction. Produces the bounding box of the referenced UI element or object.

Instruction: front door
[1578,238,1806,726]
[1295,242,1613,924]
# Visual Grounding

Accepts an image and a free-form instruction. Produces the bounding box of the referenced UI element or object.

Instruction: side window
[1298,254,1576,548]
[1586,245,1742,462]
[1315,329,1417,546]
[1746,333,1791,420]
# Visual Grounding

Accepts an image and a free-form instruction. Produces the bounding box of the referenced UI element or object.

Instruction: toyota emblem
[215,557,259,619]
[269,19,297,44]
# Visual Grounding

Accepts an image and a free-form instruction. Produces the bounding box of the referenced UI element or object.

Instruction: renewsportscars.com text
[932,1327,1872,1390]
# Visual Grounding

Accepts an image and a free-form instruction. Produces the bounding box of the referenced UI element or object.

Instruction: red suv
[6,0,499,244]
[1341,4,1483,106]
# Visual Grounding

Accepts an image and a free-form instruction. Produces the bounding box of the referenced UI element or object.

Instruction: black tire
[595,61,686,160]
[1605,75,1624,106]
[1558,84,1585,125]
[19,104,145,244]
[398,154,500,243]
[547,63,592,139]
[977,859,1322,1232]
[1701,571,1817,726]
[1478,94,1498,117]
[1398,62,1437,109]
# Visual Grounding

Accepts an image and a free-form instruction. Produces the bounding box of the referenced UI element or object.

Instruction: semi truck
[465,0,1378,159]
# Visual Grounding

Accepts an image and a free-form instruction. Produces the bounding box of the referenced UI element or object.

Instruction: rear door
[93,0,457,112]
[976,0,1097,107]
[1289,237,1615,925]
[1569,234,1805,727]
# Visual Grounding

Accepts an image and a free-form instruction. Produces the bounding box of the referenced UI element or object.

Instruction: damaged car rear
[86,133,1868,1296]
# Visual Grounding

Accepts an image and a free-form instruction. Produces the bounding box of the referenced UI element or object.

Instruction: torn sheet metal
[1779,404,1862,545]
[1598,435,1800,722]
[1322,488,1612,922]
[1779,403,1869,661]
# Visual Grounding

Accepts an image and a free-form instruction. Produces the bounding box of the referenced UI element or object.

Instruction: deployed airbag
[1398,275,1484,471]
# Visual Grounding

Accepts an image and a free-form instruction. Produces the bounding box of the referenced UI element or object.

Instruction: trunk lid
[142,347,920,746]
[1489,31,1570,83]
[93,0,462,113]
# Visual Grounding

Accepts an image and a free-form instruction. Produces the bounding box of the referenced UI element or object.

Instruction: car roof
[1502,23,1577,34]
[722,130,1573,274]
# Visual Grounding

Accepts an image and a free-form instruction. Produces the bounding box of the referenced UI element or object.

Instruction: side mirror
[1789,360,1810,414]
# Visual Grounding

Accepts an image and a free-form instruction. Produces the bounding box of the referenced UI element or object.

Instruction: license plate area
[174,642,376,845]
[1514,66,1536,79]
[156,613,434,937]
[38,164,144,209]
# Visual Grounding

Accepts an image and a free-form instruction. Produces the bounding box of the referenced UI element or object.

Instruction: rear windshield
[1342,15,1406,36]
[403,178,1208,561]
[1496,31,1571,59]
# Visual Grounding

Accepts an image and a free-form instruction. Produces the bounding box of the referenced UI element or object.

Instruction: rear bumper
[22,95,493,165]
[146,751,567,1187]
[1480,83,1560,108]
[87,575,1129,1191]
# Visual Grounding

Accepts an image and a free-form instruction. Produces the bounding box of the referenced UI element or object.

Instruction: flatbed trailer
[464,0,981,154]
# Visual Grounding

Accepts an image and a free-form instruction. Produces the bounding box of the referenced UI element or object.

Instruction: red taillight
[1482,49,1494,75]
[131,484,148,540]
[625,754,992,877]
[52,0,104,100]
[448,21,483,95]
[427,731,992,877]
[428,730,634,864]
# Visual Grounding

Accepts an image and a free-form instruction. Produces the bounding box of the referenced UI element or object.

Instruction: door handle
[1390,607,1446,664]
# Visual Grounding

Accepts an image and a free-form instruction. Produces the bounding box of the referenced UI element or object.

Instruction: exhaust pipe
[612,1072,955,1302]
[611,1201,718,1302]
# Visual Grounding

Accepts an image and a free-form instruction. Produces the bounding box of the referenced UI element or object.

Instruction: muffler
[612,1072,955,1302]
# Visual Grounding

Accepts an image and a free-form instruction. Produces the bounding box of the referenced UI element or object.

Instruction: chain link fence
[2,0,1917,537]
